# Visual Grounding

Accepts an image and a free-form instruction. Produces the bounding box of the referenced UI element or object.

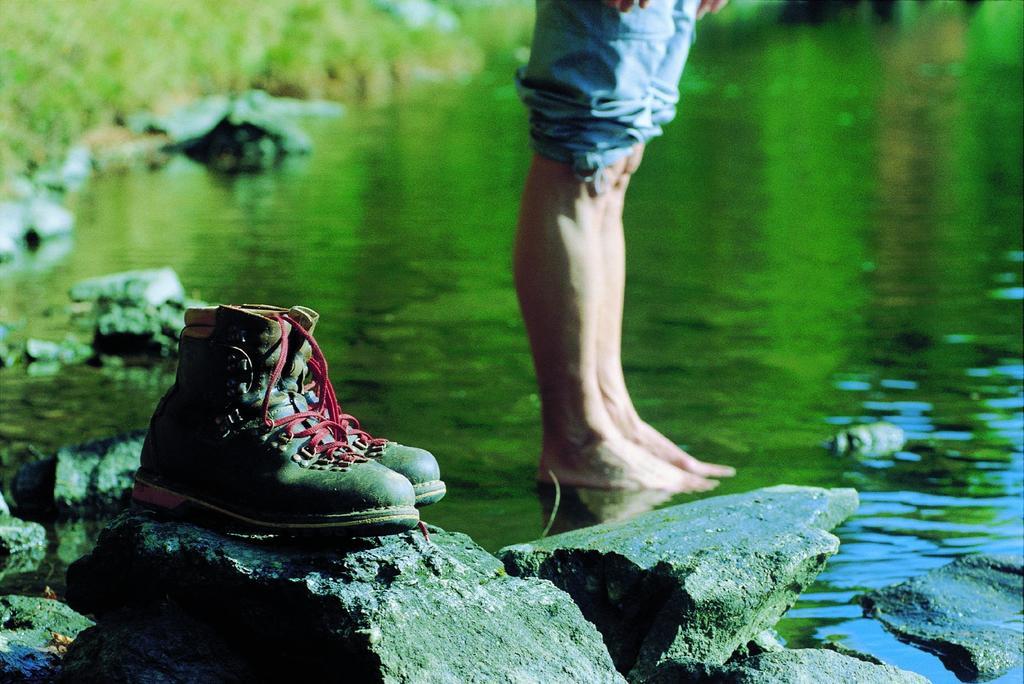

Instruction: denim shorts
[517,0,699,186]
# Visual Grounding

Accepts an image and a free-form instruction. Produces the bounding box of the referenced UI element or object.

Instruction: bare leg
[515,153,709,492]
[596,145,736,479]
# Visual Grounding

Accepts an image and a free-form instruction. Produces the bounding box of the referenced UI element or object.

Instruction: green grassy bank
[0,0,534,178]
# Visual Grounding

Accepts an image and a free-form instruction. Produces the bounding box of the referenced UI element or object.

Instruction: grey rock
[500,485,859,682]
[65,510,624,682]
[0,235,73,277]
[0,202,27,261]
[862,554,1024,681]
[34,146,92,194]
[69,268,185,308]
[23,337,92,365]
[133,91,314,172]
[58,602,255,683]
[0,233,18,262]
[69,269,195,354]
[826,421,906,456]
[0,517,47,556]
[0,546,45,586]
[54,431,146,518]
[646,649,929,684]
[24,196,74,242]
[0,595,94,683]
[0,494,46,582]
[10,432,145,519]
[90,299,190,354]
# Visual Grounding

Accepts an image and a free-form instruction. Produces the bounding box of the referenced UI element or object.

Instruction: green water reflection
[0,3,1021,682]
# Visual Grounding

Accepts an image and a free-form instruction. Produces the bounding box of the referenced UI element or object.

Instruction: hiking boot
[286,308,446,507]
[133,304,419,536]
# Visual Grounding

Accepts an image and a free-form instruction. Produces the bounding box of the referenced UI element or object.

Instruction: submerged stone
[65,511,623,682]
[0,595,94,683]
[825,421,906,456]
[647,649,929,684]
[23,337,92,365]
[499,485,859,682]
[862,554,1024,682]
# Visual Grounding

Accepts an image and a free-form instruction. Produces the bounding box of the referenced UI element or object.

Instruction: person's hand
[697,0,728,19]
[603,0,650,12]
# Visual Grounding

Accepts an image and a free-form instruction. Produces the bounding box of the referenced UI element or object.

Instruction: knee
[604,144,645,195]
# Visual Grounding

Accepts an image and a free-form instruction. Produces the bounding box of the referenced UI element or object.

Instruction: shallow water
[1,3,1022,682]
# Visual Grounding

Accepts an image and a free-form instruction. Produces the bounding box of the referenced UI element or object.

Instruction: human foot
[630,421,736,478]
[601,391,735,478]
[538,432,718,493]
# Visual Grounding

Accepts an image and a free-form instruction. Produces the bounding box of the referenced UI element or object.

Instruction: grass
[0,0,535,178]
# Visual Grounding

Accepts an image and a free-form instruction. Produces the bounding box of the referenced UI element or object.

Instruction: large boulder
[0,595,94,683]
[647,649,929,684]
[65,511,624,682]
[862,554,1024,681]
[500,485,859,682]
[58,602,256,683]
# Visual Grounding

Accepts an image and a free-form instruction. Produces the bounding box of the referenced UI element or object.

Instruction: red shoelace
[260,315,385,466]
[260,315,368,464]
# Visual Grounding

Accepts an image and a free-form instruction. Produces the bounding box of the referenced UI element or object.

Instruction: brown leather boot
[133,305,419,536]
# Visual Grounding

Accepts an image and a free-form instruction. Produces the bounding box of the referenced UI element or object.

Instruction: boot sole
[413,480,447,507]
[132,473,419,537]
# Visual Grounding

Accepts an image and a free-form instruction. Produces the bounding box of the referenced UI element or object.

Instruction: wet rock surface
[65,510,624,683]
[862,554,1024,682]
[0,491,47,558]
[499,485,859,682]
[0,595,94,683]
[11,432,145,519]
[647,648,929,684]
[0,518,46,557]
[58,601,255,683]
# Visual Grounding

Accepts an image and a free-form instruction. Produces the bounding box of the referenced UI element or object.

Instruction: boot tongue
[287,306,319,333]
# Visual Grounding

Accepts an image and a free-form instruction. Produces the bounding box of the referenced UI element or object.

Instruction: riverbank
[0,0,533,180]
